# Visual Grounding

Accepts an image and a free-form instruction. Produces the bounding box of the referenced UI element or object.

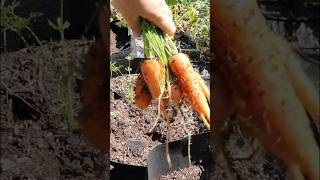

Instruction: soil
[0,40,108,180]
[110,75,209,166]
[160,165,204,180]
[211,119,287,180]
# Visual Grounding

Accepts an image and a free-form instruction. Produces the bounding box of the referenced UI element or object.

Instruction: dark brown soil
[211,119,287,180]
[110,74,208,166]
[0,40,108,180]
[160,165,204,180]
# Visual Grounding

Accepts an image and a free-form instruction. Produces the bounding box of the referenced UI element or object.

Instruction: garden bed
[0,40,108,180]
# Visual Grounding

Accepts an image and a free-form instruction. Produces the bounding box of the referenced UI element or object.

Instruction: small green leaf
[186,7,198,23]
[11,0,20,10]
[126,55,134,61]
[48,19,58,30]
[57,17,63,27]
[63,20,70,29]
[166,0,177,5]
[179,0,189,5]
[29,12,43,18]
[125,67,132,73]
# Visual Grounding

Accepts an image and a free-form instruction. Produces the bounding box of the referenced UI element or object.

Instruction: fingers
[140,1,176,36]
[112,0,176,36]
[125,15,141,37]
[112,0,141,37]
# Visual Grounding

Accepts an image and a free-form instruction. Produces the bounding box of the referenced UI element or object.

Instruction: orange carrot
[171,82,183,106]
[135,75,152,109]
[197,73,210,102]
[141,59,165,99]
[170,53,210,128]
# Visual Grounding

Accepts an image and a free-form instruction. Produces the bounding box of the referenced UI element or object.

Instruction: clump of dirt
[0,40,108,180]
[160,165,205,180]
[110,74,208,166]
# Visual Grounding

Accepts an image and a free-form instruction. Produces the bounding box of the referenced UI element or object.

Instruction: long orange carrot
[197,73,210,102]
[135,75,152,109]
[170,53,210,128]
[214,0,319,179]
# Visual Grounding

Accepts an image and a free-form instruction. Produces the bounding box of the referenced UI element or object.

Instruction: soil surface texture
[0,40,108,180]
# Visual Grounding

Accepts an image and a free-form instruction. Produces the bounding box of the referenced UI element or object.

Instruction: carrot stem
[141,19,178,90]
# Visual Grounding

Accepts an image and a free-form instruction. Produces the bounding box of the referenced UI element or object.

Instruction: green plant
[0,0,43,49]
[126,86,135,104]
[125,55,134,75]
[167,0,210,60]
[48,0,70,44]
[110,62,122,77]
[125,55,135,103]
[48,0,75,131]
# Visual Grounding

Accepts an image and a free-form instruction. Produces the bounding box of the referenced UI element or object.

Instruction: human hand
[112,0,176,37]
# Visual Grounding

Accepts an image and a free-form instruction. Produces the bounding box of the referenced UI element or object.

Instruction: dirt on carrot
[141,59,165,99]
[134,75,152,109]
[170,83,183,106]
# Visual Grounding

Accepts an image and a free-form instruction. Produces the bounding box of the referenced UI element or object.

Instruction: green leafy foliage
[0,0,43,46]
[166,0,189,6]
[48,17,70,31]
[48,0,75,131]
[110,62,122,77]
[169,0,210,49]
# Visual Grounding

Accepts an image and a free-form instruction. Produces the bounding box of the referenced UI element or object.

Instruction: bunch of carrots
[134,19,210,129]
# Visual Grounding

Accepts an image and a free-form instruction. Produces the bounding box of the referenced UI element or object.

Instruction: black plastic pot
[148,132,211,180]
[110,132,211,180]
[110,161,147,180]
[110,57,145,180]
